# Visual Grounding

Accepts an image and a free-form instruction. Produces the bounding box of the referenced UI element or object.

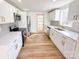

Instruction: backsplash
[50,21,60,26]
[0,23,14,37]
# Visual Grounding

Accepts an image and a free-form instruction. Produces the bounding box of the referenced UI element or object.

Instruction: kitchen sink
[55,28,64,31]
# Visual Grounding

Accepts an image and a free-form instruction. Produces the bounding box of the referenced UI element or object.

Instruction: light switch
[0,27,2,32]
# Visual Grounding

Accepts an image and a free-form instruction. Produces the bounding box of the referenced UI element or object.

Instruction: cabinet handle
[61,40,65,46]
[52,33,53,36]
[62,36,66,46]
[14,40,17,43]
[62,36,67,39]
[15,44,18,49]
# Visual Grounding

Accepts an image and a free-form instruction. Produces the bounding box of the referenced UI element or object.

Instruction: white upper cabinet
[0,32,22,59]
[62,36,76,59]
[0,1,17,24]
[50,28,76,59]
[48,11,55,21]
[68,0,79,20]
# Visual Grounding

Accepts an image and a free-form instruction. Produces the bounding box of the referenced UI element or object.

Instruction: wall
[0,23,14,37]
[43,12,50,32]
[18,11,27,29]
[28,11,48,32]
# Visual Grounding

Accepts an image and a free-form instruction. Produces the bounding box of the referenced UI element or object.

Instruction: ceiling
[5,0,74,11]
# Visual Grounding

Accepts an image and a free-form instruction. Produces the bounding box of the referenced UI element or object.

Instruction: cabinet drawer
[0,1,14,24]
[63,36,76,59]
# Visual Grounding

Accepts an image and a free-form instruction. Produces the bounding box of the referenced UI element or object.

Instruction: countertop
[47,25,79,41]
[0,31,21,46]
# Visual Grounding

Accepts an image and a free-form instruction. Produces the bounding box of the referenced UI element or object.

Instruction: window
[55,10,61,21]
[60,7,69,26]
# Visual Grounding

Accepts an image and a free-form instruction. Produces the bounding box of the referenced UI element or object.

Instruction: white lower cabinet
[0,33,22,59]
[50,29,64,53]
[74,40,79,59]
[0,1,15,24]
[10,36,22,59]
[16,36,22,57]
[61,36,76,59]
[8,43,16,59]
[50,29,55,42]
[50,29,76,59]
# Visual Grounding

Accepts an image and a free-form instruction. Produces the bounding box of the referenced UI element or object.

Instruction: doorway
[37,14,44,32]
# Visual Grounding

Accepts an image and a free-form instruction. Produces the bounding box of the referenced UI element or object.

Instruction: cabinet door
[50,29,57,45]
[57,35,64,54]
[50,29,63,52]
[8,43,16,59]
[54,31,62,50]
[50,29,54,39]
[16,35,22,57]
[0,1,14,24]
[74,40,79,59]
[8,35,22,59]
[63,36,76,59]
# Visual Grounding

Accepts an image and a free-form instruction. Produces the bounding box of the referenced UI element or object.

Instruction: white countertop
[47,25,79,41]
[0,31,21,45]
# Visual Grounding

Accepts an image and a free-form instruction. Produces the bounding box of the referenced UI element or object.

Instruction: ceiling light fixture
[18,0,22,2]
[23,9,30,11]
[53,0,56,2]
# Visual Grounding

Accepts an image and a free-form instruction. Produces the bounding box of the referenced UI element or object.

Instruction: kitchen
[0,0,79,59]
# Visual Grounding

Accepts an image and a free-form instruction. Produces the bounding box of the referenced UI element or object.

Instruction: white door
[37,15,44,32]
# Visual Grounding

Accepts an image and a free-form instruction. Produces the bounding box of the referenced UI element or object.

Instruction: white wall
[43,12,49,26]
[18,11,27,28]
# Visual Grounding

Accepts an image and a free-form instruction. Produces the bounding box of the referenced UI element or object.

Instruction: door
[37,15,44,32]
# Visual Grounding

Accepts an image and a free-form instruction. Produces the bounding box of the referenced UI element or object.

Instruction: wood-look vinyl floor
[17,32,65,59]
